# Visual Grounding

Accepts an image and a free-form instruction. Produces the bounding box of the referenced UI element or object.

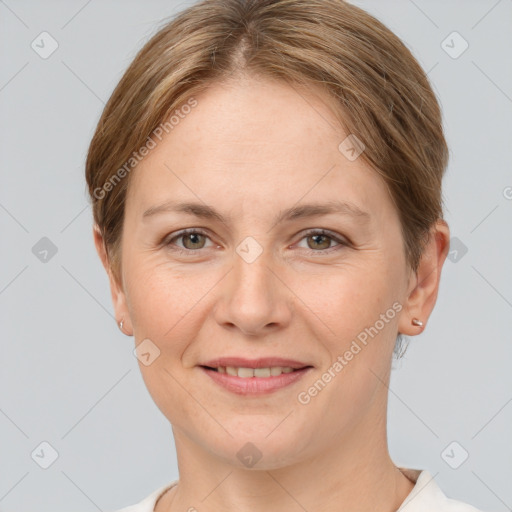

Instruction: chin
[206,425,314,470]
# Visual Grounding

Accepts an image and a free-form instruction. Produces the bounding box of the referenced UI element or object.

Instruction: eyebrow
[142,199,371,225]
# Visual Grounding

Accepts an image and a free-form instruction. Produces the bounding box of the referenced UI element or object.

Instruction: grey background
[0,0,511,511]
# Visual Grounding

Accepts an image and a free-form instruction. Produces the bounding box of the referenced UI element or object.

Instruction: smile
[199,365,313,395]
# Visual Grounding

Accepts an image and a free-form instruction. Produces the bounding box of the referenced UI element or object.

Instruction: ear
[93,225,133,335]
[398,219,450,336]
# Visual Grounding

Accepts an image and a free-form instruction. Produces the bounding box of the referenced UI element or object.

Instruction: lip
[201,357,311,369]
[200,366,313,395]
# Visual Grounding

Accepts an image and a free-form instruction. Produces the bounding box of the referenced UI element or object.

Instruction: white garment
[112,468,482,512]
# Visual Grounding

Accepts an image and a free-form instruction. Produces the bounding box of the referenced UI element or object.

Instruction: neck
[157,413,415,512]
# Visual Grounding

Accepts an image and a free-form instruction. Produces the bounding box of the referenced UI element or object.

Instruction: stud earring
[118,319,124,332]
[411,318,423,327]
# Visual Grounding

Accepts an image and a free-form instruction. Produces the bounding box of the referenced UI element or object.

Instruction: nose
[213,247,292,337]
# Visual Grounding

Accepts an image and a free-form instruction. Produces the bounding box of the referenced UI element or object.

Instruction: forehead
[126,77,393,224]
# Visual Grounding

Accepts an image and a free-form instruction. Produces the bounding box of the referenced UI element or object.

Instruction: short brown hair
[86,0,448,285]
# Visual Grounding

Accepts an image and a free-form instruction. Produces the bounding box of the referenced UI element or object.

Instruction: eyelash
[163,228,349,256]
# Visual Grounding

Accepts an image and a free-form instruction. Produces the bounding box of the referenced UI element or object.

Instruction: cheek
[292,259,401,342]
[297,258,401,397]
[124,261,211,425]
[125,255,212,335]
[297,273,397,428]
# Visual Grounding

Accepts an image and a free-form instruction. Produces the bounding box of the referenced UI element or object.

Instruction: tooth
[237,367,255,378]
[219,366,299,376]
[254,367,271,378]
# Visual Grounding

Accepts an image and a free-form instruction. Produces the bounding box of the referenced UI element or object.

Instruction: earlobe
[398,220,450,336]
[92,225,133,336]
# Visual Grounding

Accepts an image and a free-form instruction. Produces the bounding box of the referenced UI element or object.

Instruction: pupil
[310,234,329,249]
[185,233,203,249]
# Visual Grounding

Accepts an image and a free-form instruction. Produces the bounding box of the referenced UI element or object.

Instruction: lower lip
[200,366,313,395]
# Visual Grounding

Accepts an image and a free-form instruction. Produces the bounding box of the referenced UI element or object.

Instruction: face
[98,76,434,469]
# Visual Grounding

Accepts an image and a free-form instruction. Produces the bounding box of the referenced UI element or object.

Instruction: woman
[86,0,482,510]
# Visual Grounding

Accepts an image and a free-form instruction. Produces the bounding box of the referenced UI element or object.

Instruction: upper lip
[200,357,312,369]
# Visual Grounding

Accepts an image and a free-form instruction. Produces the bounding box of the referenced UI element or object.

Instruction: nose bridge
[233,245,272,297]
[215,238,291,335]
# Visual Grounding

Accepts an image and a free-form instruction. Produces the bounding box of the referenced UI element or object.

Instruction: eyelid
[298,228,349,244]
[293,228,349,252]
[163,228,214,249]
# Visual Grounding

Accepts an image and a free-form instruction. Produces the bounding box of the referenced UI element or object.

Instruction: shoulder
[398,469,484,512]
[107,472,483,512]
[109,481,178,512]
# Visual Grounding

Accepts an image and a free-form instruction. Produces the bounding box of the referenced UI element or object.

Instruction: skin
[94,74,450,512]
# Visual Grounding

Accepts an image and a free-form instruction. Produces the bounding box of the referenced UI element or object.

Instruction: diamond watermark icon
[441,441,469,469]
[133,338,161,366]
[338,134,365,161]
[236,442,262,468]
[236,236,263,264]
[31,441,59,469]
[32,237,58,263]
[441,31,468,59]
[447,237,468,263]
[31,31,59,59]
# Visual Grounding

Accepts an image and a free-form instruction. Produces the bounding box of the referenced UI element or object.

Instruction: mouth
[198,361,314,395]
[200,365,312,378]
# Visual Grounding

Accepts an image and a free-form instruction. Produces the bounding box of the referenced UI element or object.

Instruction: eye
[296,229,348,253]
[163,228,349,256]
[164,228,214,254]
